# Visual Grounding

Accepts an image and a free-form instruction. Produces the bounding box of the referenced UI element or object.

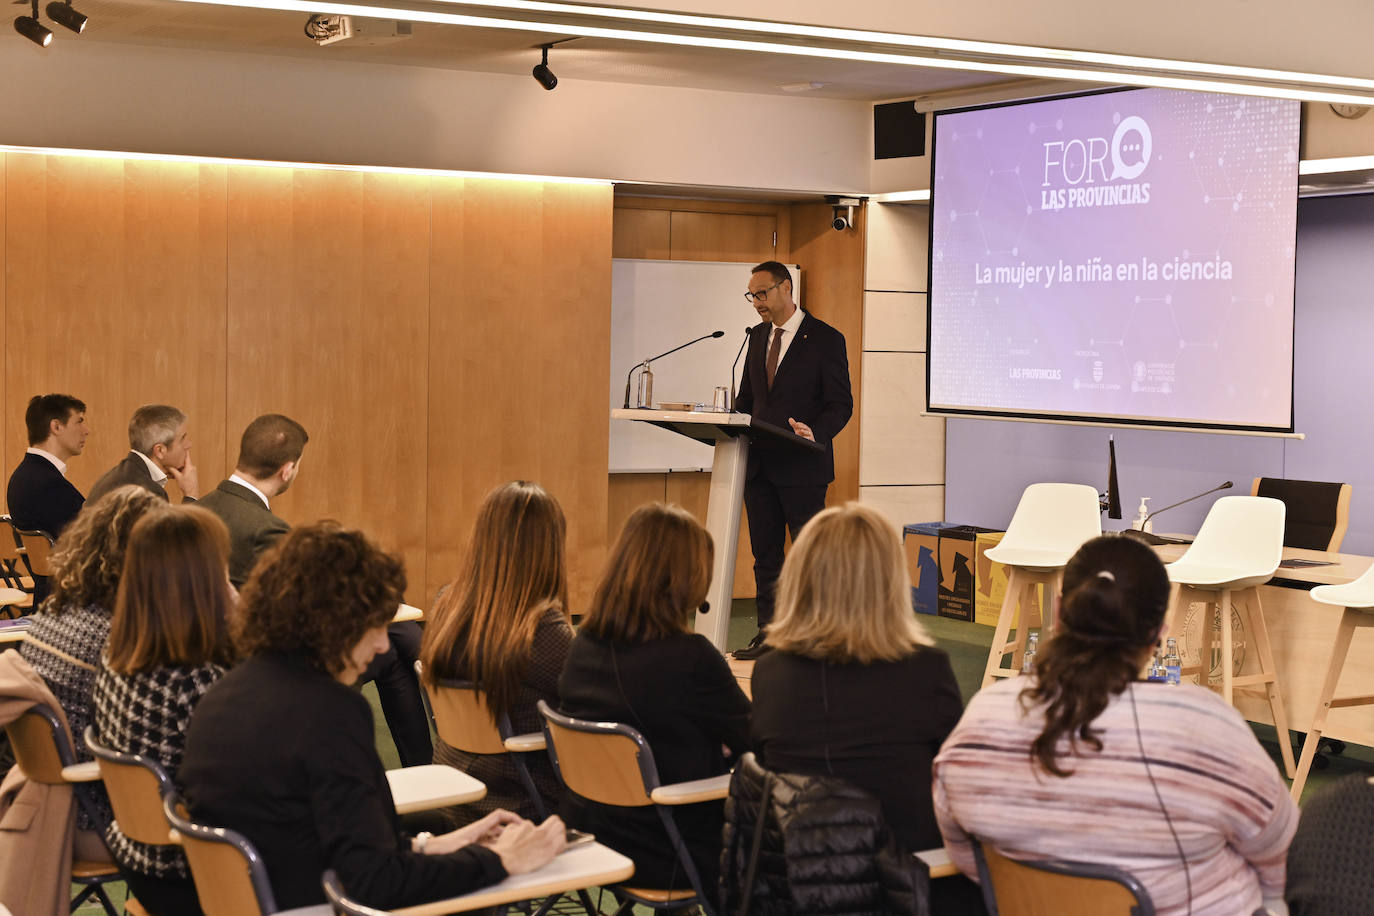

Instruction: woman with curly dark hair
[934,535,1297,916]
[179,521,565,912]
[17,484,164,860]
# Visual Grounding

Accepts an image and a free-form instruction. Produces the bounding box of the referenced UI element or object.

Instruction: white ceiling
[61,0,1027,102]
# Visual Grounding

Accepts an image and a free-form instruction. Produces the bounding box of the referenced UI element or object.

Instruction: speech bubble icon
[1110,115,1152,180]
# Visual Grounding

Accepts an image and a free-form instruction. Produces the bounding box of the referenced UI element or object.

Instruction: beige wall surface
[625,1,1374,81]
[0,42,871,195]
[2,151,613,608]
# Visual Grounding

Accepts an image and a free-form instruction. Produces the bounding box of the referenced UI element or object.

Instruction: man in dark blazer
[7,393,91,605]
[732,261,853,659]
[198,413,305,589]
[88,404,200,505]
[200,413,432,767]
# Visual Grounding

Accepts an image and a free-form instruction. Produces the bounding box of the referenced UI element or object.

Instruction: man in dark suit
[200,413,432,766]
[7,393,91,605]
[198,413,305,588]
[732,261,853,659]
[88,404,200,505]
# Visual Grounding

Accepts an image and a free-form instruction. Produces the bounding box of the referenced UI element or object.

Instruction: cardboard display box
[973,530,1039,628]
[903,522,953,615]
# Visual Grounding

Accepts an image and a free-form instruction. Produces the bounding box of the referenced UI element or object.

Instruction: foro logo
[1111,116,1151,180]
[1042,115,1152,186]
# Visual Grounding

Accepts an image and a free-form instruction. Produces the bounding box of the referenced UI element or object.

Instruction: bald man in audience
[200,413,432,766]
[198,413,306,588]
[88,404,200,504]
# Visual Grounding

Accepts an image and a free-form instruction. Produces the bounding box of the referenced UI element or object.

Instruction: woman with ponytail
[933,535,1297,916]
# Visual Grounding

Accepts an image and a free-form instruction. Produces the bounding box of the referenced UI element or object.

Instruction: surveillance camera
[831,211,850,231]
[826,196,862,232]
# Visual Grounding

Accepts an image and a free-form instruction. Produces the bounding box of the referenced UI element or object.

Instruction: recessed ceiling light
[779,81,823,93]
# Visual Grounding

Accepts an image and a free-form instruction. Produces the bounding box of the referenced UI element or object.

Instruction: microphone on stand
[729,326,752,410]
[1144,480,1233,529]
[622,330,726,409]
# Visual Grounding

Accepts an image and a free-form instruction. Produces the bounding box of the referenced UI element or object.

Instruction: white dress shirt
[229,473,271,509]
[767,304,806,370]
[133,449,168,488]
[25,447,67,477]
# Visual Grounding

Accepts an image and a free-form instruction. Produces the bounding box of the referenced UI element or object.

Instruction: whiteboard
[609,259,801,473]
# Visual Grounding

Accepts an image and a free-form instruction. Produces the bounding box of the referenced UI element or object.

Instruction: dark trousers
[743,478,828,628]
[122,870,204,916]
[361,621,433,767]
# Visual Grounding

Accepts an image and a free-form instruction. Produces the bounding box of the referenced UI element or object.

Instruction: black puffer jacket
[720,752,929,916]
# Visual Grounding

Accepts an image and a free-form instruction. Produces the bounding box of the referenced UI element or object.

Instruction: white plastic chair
[1290,564,1374,799]
[981,483,1102,686]
[1164,495,1294,777]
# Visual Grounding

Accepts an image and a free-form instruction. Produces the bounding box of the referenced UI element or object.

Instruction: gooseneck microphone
[622,330,726,408]
[1144,480,1233,528]
[729,326,751,410]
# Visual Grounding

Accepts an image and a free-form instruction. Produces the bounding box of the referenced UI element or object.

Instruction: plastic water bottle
[1021,632,1039,674]
[1146,643,1168,682]
[1163,637,1182,686]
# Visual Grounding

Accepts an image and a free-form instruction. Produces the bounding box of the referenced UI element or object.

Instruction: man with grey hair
[87,404,200,503]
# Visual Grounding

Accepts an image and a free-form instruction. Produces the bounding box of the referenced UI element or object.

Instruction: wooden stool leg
[1239,587,1295,778]
[983,571,1023,687]
[1220,589,1234,706]
[1291,607,1359,799]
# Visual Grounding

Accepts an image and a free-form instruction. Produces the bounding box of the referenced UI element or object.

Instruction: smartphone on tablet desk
[563,828,596,852]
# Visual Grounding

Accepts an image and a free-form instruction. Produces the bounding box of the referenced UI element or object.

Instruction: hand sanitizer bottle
[1133,498,1151,533]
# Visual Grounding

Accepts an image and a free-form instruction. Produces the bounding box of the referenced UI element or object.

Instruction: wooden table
[1154,544,1374,743]
[392,842,634,916]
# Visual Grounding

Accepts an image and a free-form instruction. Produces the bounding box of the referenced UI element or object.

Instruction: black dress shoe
[731,632,771,660]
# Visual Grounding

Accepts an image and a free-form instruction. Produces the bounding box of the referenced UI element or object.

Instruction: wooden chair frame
[537,700,724,916]
[972,840,1155,916]
[5,702,121,916]
[84,726,178,846]
[1290,606,1374,799]
[163,794,283,916]
[0,516,33,600]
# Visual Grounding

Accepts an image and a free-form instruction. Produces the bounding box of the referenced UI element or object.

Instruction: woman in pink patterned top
[933,535,1297,916]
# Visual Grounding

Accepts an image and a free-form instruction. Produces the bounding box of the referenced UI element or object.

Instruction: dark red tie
[766,328,783,389]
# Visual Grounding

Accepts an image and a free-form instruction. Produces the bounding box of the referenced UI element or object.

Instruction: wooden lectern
[610,408,823,652]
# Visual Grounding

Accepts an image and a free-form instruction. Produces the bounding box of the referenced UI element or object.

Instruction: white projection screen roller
[927,86,1301,433]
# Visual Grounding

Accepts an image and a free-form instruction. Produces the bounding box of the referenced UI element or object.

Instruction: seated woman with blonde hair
[750,502,964,854]
[419,480,573,823]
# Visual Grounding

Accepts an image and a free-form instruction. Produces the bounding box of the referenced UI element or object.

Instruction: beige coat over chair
[0,649,79,916]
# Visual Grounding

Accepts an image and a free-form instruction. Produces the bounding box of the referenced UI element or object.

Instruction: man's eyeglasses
[744,281,783,303]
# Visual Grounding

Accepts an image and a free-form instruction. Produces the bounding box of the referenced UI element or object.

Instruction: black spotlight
[532,44,557,91]
[14,0,51,47]
[46,0,87,33]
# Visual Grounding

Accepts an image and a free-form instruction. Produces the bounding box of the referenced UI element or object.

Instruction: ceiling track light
[531,41,557,90]
[14,0,52,47]
[46,0,87,33]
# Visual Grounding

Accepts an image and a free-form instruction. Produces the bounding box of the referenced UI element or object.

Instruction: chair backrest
[1178,495,1285,576]
[84,726,177,846]
[0,517,27,565]
[6,701,76,784]
[1251,477,1351,553]
[973,841,1154,916]
[164,796,279,916]
[999,483,1103,556]
[424,677,510,755]
[321,870,391,916]
[536,699,657,807]
[17,528,54,578]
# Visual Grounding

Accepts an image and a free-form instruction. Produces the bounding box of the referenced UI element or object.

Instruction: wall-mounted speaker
[873,101,926,160]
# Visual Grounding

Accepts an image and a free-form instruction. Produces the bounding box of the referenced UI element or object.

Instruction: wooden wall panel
[787,202,866,505]
[428,180,612,609]
[226,168,431,601]
[0,154,6,489]
[5,155,228,502]
[669,212,776,262]
[612,208,669,259]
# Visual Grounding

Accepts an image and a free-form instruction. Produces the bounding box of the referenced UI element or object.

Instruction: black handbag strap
[737,771,775,916]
